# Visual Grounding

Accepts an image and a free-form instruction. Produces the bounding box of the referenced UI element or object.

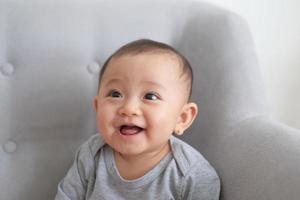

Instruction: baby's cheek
[96,110,112,131]
[96,115,105,134]
[148,110,177,132]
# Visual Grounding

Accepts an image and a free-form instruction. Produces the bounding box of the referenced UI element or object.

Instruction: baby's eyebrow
[103,78,122,87]
[103,79,166,91]
[141,80,166,91]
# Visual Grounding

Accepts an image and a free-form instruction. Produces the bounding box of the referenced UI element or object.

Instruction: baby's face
[94,53,189,156]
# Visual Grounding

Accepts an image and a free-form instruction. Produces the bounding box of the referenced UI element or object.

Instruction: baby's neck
[114,142,171,180]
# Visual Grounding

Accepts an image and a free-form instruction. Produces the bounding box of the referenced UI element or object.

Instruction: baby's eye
[108,90,122,98]
[144,92,160,100]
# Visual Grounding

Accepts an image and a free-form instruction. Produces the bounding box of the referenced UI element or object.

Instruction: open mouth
[119,125,144,136]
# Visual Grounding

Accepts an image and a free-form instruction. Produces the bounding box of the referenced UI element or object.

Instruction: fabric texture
[55,134,220,200]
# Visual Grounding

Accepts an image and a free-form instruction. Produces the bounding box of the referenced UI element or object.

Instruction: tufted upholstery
[1,0,300,199]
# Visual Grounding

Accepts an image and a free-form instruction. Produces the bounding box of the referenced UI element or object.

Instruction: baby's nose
[118,99,142,117]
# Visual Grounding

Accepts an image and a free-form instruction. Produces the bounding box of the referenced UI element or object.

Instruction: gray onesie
[55,134,220,200]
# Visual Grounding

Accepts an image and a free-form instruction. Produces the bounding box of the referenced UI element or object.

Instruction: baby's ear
[93,96,99,112]
[174,102,198,136]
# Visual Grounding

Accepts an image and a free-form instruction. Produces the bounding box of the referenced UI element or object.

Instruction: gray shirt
[55,134,220,200]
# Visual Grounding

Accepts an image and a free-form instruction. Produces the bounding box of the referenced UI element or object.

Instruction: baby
[55,39,220,200]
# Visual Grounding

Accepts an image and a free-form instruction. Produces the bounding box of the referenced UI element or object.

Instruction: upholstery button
[87,62,101,75]
[1,63,14,76]
[3,140,17,153]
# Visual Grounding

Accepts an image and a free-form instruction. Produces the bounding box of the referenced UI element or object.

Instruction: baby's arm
[180,163,221,200]
[55,139,95,200]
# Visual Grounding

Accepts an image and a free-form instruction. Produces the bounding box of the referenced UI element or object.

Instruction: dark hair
[98,39,193,100]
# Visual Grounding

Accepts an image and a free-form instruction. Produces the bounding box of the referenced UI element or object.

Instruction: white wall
[205,0,300,129]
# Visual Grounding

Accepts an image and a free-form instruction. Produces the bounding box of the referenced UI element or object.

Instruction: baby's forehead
[101,52,191,101]
[108,52,183,75]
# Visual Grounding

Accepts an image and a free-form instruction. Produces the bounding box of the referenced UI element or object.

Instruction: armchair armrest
[218,116,300,199]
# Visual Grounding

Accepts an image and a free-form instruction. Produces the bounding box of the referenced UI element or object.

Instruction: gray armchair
[1,0,300,199]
